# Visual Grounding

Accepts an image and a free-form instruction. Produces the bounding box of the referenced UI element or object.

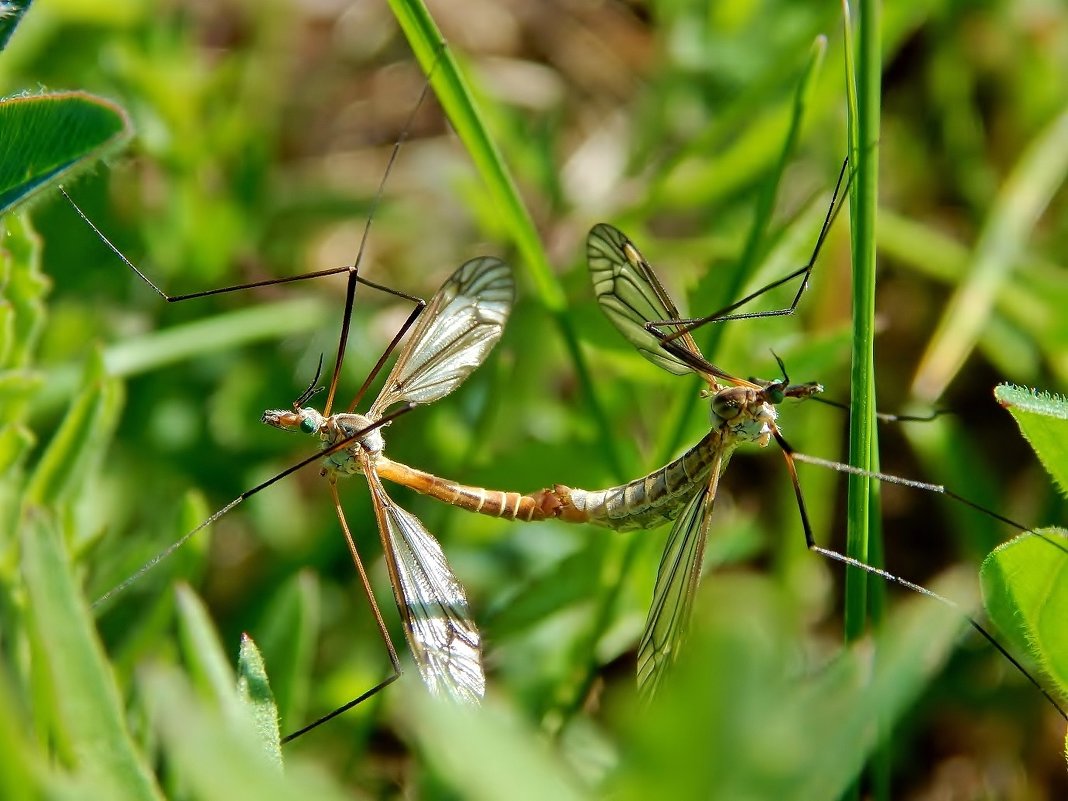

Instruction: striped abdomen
[549,429,727,531]
[374,456,562,522]
[374,428,728,532]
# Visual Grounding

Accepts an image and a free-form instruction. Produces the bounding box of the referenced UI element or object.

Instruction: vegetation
[2,0,1067,798]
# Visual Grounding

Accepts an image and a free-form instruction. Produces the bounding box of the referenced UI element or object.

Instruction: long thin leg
[345,302,424,414]
[810,395,952,424]
[773,430,1068,721]
[278,482,404,744]
[655,156,852,344]
[59,187,423,307]
[62,75,438,419]
[320,77,435,415]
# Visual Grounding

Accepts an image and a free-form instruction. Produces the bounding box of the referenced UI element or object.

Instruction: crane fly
[75,69,521,735]
[263,255,514,727]
[93,254,513,740]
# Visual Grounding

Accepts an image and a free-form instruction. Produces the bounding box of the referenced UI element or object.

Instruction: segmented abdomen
[374,457,562,521]
[550,429,726,531]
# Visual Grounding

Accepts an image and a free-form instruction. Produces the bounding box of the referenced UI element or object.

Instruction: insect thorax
[709,385,777,448]
[320,412,385,476]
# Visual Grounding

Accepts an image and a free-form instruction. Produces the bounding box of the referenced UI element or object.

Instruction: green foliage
[981,529,1068,700]
[0,0,33,52]
[982,385,1068,746]
[0,92,132,215]
[995,383,1068,495]
[0,5,131,215]
[3,0,1068,799]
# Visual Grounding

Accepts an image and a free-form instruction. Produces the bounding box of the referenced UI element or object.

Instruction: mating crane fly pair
[72,121,1066,740]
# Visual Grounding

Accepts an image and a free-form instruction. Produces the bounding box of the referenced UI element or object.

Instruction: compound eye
[766,386,785,405]
[299,415,319,434]
[712,392,742,420]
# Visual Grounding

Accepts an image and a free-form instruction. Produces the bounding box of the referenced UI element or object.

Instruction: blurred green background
[3,0,1068,798]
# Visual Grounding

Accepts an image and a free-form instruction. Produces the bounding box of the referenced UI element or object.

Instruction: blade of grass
[844,0,885,795]
[386,0,624,481]
[20,508,163,800]
[912,108,1068,402]
[842,0,875,648]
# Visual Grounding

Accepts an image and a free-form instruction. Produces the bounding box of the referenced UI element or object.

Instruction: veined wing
[365,468,485,702]
[588,223,704,376]
[636,452,722,697]
[369,257,513,418]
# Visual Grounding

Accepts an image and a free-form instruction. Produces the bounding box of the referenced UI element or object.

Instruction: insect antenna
[292,354,326,408]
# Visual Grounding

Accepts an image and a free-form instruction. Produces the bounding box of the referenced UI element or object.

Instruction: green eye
[767,387,785,405]
[300,417,318,434]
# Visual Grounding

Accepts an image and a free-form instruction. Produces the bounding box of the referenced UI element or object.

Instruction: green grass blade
[253,571,319,734]
[20,508,163,800]
[385,0,623,478]
[843,1,885,794]
[842,0,880,642]
[912,109,1068,401]
[23,348,123,510]
[175,584,241,712]
[141,667,350,801]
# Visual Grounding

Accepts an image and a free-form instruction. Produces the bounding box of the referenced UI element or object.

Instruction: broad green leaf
[980,527,1068,700]
[994,383,1068,496]
[0,92,131,215]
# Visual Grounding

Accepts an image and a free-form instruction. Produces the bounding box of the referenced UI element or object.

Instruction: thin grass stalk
[843,0,885,796]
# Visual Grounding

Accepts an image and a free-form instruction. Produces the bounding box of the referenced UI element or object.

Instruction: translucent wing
[636,455,722,697]
[365,469,485,702]
[588,223,705,376]
[369,257,513,418]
